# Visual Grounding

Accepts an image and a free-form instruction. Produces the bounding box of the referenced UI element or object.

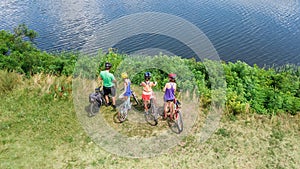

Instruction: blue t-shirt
[124,79,132,96]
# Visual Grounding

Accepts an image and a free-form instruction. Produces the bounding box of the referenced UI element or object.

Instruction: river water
[1,0,300,66]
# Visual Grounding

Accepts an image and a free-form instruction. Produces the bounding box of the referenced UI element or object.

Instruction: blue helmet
[144,72,151,78]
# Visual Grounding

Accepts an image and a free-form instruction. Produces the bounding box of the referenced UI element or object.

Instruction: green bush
[1,25,299,116]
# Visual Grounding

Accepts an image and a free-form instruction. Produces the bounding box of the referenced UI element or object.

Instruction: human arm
[163,83,168,92]
[152,81,157,87]
[173,83,177,93]
[98,73,103,88]
[140,82,145,87]
[113,78,117,83]
[110,74,117,88]
[99,72,103,81]
[123,81,127,91]
[111,73,117,83]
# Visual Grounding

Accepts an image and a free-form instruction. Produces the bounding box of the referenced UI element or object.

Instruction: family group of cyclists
[99,62,177,120]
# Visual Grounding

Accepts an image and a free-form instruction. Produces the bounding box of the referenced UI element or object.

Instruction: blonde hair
[121,72,128,79]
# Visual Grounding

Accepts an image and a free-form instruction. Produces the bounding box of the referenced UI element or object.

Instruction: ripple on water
[0,0,299,66]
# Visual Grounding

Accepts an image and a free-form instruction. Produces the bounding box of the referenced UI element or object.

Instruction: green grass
[0,75,299,169]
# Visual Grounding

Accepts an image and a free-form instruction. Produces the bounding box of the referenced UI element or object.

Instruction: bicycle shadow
[84,105,90,113]
[84,104,99,117]
[167,120,181,134]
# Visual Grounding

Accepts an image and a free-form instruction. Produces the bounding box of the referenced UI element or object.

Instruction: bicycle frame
[163,98,183,133]
[164,99,181,119]
[89,87,105,117]
[143,92,155,108]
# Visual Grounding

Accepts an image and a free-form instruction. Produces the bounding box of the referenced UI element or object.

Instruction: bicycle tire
[174,110,183,133]
[144,99,158,126]
[118,105,128,122]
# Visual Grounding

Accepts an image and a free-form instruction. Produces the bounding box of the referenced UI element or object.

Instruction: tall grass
[0,70,23,93]
[1,93,299,168]
[0,71,299,168]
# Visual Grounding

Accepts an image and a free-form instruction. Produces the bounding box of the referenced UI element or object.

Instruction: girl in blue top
[163,73,177,119]
[119,72,132,110]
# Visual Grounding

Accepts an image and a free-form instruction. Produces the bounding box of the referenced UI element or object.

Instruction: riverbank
[0,74,299,168]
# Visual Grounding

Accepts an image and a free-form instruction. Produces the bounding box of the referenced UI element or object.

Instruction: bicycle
[117,101,129,122]
[117,89,139,122]
[162,99,183,133]
[88,87,105,117]
[144,93,158,126]
[131,90,140,105]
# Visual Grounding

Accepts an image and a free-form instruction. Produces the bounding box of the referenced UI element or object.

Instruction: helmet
[121,72,128,79]
[168,73,176,79]
[105,62,112,69]
[144,72,151,78]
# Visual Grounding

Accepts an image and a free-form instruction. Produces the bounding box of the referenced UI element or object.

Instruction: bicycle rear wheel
[144,99,158,126]
[174,110,183,133]
[118,105,128,122]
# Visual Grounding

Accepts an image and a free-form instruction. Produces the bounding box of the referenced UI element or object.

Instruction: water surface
[1,0,300,66]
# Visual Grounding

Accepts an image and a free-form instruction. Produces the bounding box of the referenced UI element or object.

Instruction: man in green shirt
[99,62,117,109]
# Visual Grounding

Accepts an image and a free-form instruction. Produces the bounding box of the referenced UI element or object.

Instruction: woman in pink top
[140,72,157,113]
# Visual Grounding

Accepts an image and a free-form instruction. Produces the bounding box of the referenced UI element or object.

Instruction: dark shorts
[103,86,116,97]
[166,99,175,102]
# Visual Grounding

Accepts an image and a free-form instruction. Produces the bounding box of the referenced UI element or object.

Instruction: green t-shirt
[100,70,115,87]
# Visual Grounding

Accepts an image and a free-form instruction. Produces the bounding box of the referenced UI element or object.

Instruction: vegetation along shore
[0,25,299,168]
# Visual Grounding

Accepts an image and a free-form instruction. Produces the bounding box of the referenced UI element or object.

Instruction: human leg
[122,96,129,110]
[105,95,109,105]
[169,101,174,119]
[164,102,169,119]
[142,94,151,112]
[103,87,110,106]
[110,86,116,108]
[125,96,131,109]
[143,99,148,112]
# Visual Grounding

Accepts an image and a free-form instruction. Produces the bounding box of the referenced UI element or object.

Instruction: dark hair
[105,62,112,70]
[169,78,176,82]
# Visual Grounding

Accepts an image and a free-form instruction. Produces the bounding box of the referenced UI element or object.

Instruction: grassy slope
[0,80,299,169]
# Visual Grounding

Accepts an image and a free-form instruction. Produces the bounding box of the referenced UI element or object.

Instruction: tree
[13,23,38,41]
